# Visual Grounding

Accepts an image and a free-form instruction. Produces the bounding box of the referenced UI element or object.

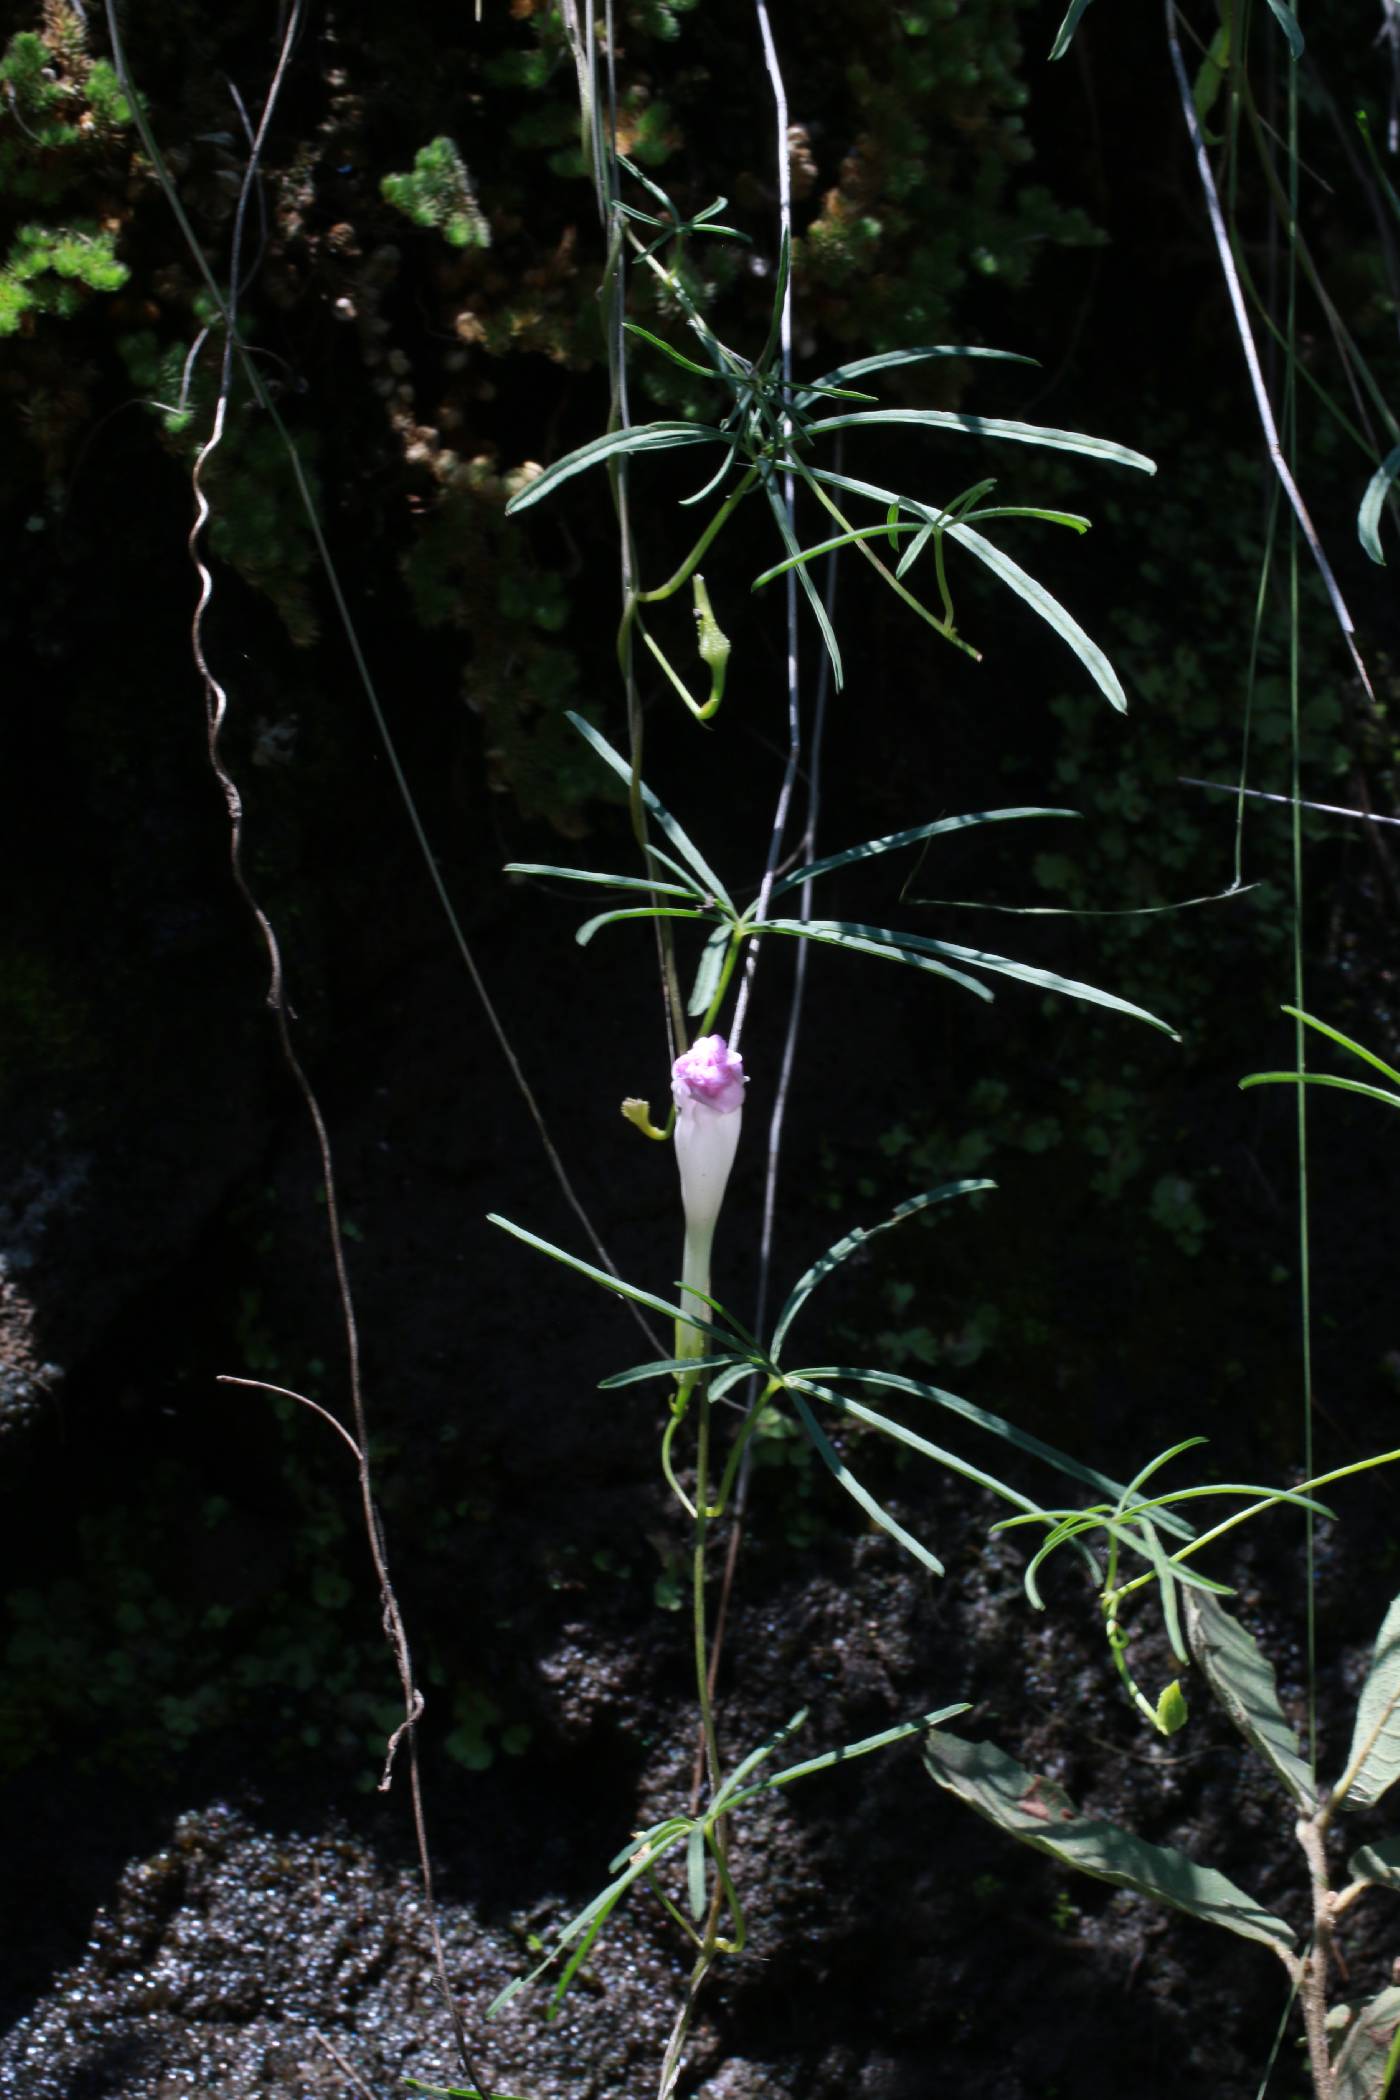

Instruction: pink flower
[672,1035,746,1348]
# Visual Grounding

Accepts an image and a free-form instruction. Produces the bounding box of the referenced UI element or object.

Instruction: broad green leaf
[598,1354,749,1389]
[802,410,1155,477]
[487,1215,742,1344]
[720,1704,973,1814]
[753,917,993,1000]
[770,1181,996,1363]
[1049,0,1097,58]
[504,422,727,515]
[797,1367,1189,1532]
[796,345,1035,411]
[791,1390,945,1574]
[1349,1838,1400,1893]
[1334,1595,1400,1812]
[1331,1987,1400,2100]
[769,808,1079,902]
[921,1728,1295,1951]
[1360,446,1400,565]
[1183,1590,1316,1808]
[793,1378,1043,1521]
[504,861,698,900]
[566,711,734,909]
[1263,0,1304,59]
[909,931,1178,1036]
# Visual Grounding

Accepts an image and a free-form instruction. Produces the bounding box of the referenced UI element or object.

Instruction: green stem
[802,474,981,661]
[1114,1447,1400,1603]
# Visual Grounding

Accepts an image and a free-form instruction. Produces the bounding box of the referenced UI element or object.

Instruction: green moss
[382,136,490,249]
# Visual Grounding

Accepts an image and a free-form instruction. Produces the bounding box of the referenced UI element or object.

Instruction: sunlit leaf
[1183,1590,1316,1808]
[1049,0,1097,59]
[1334,1594,1400,1812]
[922,1728,1295,1949]
[1359,445,1400,565]
[801,410,1155,477]
[769,808,1079,901]
[753,917,993,1000]
[1331,1986,1400,2100]
[504,422,727,515]
[505,861,699,900]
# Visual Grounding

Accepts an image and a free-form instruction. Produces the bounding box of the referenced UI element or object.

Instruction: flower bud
[671,1035,746,1350]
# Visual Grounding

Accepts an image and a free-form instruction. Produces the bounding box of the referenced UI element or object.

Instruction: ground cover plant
[2,1,1399,2097]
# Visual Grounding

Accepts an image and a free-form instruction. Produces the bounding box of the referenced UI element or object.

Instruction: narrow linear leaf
[1335,1594,1400,1812]
[721,1704,973,1813]
[770,1180,996,1363]
[1283,1007,1400,1088]
[922,1728,1295,1950]
[711,1709,810,1808]
[504,422,727,515]
[622,322,719,378]
[577,906,712,947]
[1359,444,1400,565]
[805,467,1130,713]
[686,1825,707,1921]
[566,711,734,908]
[1240,1073,1400,1111]
[802,410,1155,477]
[1349,1838,1400,1894]
[762,475,844,687]
[688,923,732,1017]
[1263,0,1304,59]
[791,1391,944,1575]
[598,1354,749,1390]
[770,808,1079,901]
[1184,1590,1317,1808]
[1049,0,1096,59]
[915,932,1178,1036]
[1332,1987,1400,2100]
[754,918,994,1001]
[505,862,698,901]
[944,518,1128,713]
[797,345,1036,409]
[802,1367,1192,1536]
[794,1378,1043,1522]
[487,1215,740,1343]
